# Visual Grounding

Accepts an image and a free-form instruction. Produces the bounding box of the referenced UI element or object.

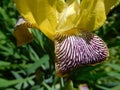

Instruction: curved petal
[14,0,57,40]
[56,0,80,35]
[56,0,65,13]
[13,0,36,25]
[76,0,106,31]
[14,18,35,46]
[76,0,120,31]
[55,32,109,77]
[66,0,74,5]
[104,0,120,14]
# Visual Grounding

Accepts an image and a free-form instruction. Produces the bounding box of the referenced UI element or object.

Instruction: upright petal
[66,0,74,5]
[13,0,58,40]
[104,0,120,14]
[76,0,120,31]
[76,0,106,31]
[56,0,65,13]
[56,0,80,35]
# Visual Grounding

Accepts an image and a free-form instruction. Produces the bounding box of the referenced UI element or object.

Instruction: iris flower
[13,0,119,77]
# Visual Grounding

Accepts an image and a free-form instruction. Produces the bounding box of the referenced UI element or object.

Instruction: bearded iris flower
[13,0,119,77]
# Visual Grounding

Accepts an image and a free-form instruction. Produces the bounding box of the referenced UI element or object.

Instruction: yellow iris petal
[104,0,120,14]
[66,0,74,5]
[56,0,65,12]
[14,0,57,40]
[77,0,120,31]
[56,0,80,35]
[13,0,120,40]
[13,0,36,24]
[77,0,106,31]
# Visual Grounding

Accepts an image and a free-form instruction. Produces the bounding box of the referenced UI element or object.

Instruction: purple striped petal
[55,32,109,76]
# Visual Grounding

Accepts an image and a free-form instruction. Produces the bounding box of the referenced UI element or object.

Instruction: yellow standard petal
[76,0,120,31]
[104,0,120,14]
[76,0,106,31]
[56,0,81,35]
[14,0,58,40]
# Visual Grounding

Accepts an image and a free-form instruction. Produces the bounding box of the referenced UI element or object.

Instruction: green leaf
[0,61,10,66]
[106,63,120,71]
[32,30,45,50]
[60,81,77,90]
[107,72,120,80]
[11,71,23,79]
[96,85,110,90]
[0,78,23,88]
[42,82,53,90]
[110,85,120,90]
[27,55,49,75]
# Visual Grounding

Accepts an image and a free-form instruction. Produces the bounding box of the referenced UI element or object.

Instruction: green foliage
[0,0,120,90]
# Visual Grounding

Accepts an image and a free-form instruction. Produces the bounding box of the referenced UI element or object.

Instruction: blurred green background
[0,0,120,90]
